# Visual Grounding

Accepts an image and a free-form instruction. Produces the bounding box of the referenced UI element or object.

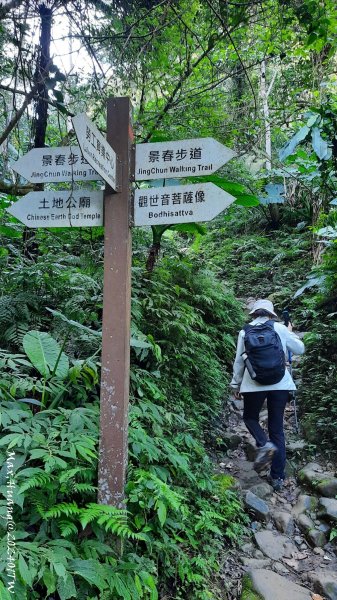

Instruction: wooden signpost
[8,98,236,507]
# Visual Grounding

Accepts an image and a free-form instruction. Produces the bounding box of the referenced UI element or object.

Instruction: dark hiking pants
[243,390,289,480]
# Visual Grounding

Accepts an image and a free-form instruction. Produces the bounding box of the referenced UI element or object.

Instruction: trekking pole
[282,309,300,434]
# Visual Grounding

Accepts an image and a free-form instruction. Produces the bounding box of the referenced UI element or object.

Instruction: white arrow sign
[7,190,103,228]
[134,182,235,226]
[11,146,102,183]
[135,138,236,181]
[72,113,117,190]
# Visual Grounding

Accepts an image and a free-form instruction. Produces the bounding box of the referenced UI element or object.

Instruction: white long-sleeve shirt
[230,316,305,393]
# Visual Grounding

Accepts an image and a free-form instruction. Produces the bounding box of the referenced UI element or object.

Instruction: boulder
[235,460,265,490]
[249,483,274,499]
[297,513,327,547]
[308,570,337,600]
[317,478,337,498]
[273,510,294,536]
[241,569,311,600]
[221,432,243,450]
[298,463,337,496]
[254,530,296,560]
[245,491,270,522]
[317,497,337,523]
[298,462,325,487]
[292,494,318,517]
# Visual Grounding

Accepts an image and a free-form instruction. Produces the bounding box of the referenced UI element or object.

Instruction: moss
[213,474,236,491]
[240,574,264,600]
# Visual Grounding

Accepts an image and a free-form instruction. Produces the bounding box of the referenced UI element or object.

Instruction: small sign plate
[72,113,117,190]
[134,182,235,226]
[7,190,104,228]
[135,138,236,181]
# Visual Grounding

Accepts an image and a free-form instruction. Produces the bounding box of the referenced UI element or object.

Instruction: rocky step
[241,569,312,600]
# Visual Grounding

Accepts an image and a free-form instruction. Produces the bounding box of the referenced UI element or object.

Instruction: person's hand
[287,322,293,332]
[234,391,242,400]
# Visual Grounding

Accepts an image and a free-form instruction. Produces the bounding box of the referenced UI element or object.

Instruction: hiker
[230,299,305,491]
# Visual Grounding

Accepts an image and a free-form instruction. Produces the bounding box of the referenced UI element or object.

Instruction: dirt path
[216,393,337,600]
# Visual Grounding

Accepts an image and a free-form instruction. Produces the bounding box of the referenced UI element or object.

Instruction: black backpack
[242,320,285,385]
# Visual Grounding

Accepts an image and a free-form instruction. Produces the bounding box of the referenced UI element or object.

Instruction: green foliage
[0,226,247,599]
[299,323,337,455]
[23,330,69,379]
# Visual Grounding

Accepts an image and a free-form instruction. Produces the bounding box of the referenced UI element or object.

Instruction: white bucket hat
[249,299,277,318]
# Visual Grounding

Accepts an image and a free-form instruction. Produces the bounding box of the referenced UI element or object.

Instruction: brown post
[98,97,133,507]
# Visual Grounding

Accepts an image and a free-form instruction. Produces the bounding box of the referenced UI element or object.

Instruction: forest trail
[217,345,337,600]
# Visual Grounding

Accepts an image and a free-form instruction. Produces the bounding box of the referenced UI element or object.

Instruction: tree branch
[142,36,220,142]
[0,83,39,147]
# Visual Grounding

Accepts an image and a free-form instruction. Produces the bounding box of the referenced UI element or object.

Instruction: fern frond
[59,520,79,537]
[44,501,80,519]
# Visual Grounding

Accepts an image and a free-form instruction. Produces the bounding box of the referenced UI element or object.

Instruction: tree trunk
[260,60,280,227]
[23,3,52,259]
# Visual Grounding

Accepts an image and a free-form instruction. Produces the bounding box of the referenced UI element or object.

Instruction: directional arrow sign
[135,138,236,181]
[11,146,102,183]
[7,190,103,228]
[72,113,117,190]
[134,182,235,226]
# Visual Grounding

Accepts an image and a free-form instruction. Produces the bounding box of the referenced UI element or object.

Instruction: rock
[242,542,255,555]
[273,562,289,574]
[245,491,270,522]
[243,440,256,461]
[318,521,331,535]
[221,432,243,450]
[231,398,244,411]
[308,570,337,600]
[298,513,315,532]
[298,463,324,487]
[317,478,337,498]
[249,483,274,499]
[236,460,265,490]
[294,535,303,545]
[254,550,264,559]
[242,569,312,599]
[292,494,318,517]
[241,557,271,569]
[273,510,294,536]
[298,463,337,497]
[297,513,327,547]
[314,547,325,556]
[250,521,261,532]
[254,530,296,560]
[317,497,337,523]
[283,542,296,558]
[309,529,327,547]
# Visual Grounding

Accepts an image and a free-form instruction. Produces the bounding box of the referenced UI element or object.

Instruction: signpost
[6,190,103,227]
[6,99,237,508]
[135,137,236,181]
[134,182,235,226]
[98,97,134,508]
[11,146,101,183]
[72,113,117,191]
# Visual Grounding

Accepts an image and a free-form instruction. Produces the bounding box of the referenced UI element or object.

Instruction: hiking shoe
[253,441,277,473]
[270,477,284,492]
